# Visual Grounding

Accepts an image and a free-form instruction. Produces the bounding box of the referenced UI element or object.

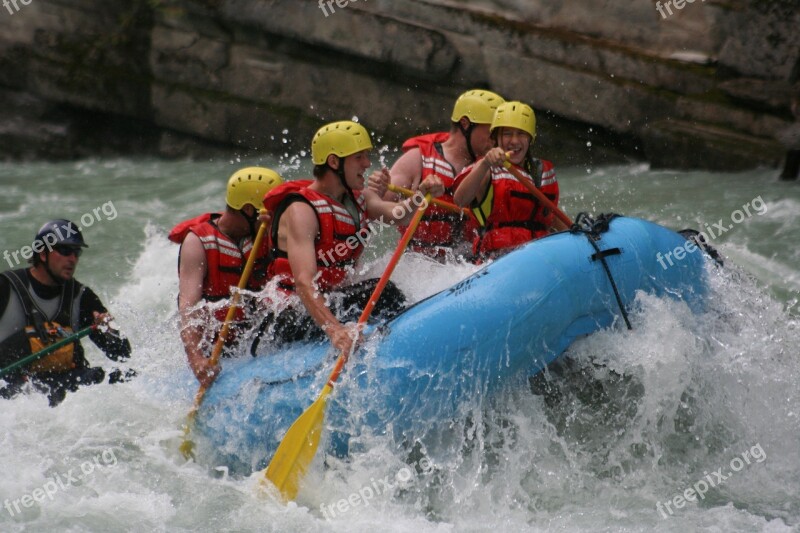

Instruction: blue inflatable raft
[196,216,709,473]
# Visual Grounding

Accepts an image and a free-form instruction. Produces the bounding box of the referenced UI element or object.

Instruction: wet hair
[313,163,328,179]
[30,251,44,266]
[313,154,346,179]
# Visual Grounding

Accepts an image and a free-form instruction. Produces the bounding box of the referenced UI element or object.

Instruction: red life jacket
[169,213,268,325]
[264,180,369,292]
[456,159,559,257]
[397,133,478,256]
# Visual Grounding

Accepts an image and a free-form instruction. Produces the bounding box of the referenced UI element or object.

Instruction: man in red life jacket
[170,167,283,387]
[261,121,444,356]
[369,89,505,259]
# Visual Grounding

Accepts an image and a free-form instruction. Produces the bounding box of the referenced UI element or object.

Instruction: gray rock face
[0,0,797,170]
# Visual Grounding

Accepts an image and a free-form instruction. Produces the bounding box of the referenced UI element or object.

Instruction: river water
[1,155,798,532]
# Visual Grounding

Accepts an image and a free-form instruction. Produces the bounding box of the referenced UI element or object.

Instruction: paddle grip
[0,324,97,377]
[388,184,471,216]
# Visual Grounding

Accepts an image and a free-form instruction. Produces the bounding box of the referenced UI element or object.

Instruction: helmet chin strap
[241,207,259,239]
[334,156,356,204]
[459,120,478,163]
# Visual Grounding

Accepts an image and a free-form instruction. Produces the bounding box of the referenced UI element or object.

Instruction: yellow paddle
[179,213,269,459]
[387,184,472,216]
[263,194,433,501]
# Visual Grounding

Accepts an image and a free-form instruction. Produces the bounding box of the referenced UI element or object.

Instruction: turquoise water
[1,157,798,532]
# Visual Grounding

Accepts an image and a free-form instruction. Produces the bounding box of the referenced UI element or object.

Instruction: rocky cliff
[1,0,797,170]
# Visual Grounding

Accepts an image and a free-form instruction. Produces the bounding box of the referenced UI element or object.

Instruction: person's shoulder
[280,200,320,243]
[178,231,205,257]
[539,159,557,185]
[178,231,207,270]
[392,147,423,168]
[281,198,318,227]
[181,230,203,245]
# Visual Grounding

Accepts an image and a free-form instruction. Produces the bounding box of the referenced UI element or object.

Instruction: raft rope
[570,213,633,330]
[678,228,724,267]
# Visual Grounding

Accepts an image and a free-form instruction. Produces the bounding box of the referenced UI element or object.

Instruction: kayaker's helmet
[451,89,505,125]
[451,90,505,162]
[35,219,88,248]
[311,121,373,165]
[226,167,284,210]
[491,101,537,143]
[31,219,86,266]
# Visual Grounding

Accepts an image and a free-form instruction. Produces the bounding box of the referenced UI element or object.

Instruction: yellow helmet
[451,89,506,124]
[491,101,536,140]
[311,121,373,165]
[226,167,284,209]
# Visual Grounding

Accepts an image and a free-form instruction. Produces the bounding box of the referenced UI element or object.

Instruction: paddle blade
[263,384,332,501]
[179,408,199,460]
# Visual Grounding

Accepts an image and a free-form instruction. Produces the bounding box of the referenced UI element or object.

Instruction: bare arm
[453,148,505,207]
[282,202,356,355]
[389,148,423,192]
[178,233,219,387]
[363,173,443,225]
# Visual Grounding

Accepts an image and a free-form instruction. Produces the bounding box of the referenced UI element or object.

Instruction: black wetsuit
[0,268,131,406]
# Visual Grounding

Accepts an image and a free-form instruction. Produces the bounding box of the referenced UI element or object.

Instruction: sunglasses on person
[52,245,83,258]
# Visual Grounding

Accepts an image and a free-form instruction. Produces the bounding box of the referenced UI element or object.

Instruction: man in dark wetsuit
[0,220,131,406]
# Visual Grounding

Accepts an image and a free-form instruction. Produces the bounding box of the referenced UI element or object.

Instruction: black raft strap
[587,240,632,331]
[570,213,632,331]
[590,247,622,262]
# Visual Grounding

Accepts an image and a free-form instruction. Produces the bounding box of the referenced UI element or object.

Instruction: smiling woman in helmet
[169,167,284,387]
[0,220,132,406]
[369,89,505,260]
[453,101,567,261]
[259,120,445,356]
